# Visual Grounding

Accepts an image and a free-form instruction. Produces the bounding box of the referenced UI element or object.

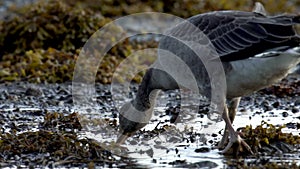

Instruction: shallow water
[81,86,300,168]
[1,79,299,168]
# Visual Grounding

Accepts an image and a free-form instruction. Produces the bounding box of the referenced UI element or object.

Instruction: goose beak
[116,133,129,144]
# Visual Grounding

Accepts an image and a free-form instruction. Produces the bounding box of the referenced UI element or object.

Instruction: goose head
[116,100,155,144]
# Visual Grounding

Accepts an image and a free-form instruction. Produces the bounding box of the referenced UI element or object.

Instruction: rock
[294,97,300,106]
[194,147,210,153]
[282,111,289,117]
[291,107,299,113]
[181,161,218,168]
[211,133,218,137]
[272,101,280,109]
[25,87,43,97]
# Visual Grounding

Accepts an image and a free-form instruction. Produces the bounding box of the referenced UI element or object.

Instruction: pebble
[25,87,43,97]
[0,90,8,100]
[211,133,218,137]
[272,101,280,108]
[263,105,273,112]
[282,111,289,117]
[294,97,300,106]
[291,107,299,113]
[195,147,210,153]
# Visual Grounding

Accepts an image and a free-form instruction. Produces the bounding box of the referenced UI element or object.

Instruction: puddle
[0,77,299,168]
[0,1,299,168]
[4,79,300,168]
[79,85,300,168]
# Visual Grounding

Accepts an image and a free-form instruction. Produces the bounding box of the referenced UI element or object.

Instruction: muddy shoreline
[0,74,299,168]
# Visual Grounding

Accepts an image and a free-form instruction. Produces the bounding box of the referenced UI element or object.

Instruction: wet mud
[0,75,299,168]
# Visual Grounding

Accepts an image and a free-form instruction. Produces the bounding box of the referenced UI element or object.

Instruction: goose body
[117,5,300,154]
[226,47,300,98]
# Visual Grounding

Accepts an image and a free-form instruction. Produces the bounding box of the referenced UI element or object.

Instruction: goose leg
[217,97,241,148]
[221,103,253,155]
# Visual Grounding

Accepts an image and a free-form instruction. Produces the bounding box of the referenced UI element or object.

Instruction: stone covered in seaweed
[239,121,300,154]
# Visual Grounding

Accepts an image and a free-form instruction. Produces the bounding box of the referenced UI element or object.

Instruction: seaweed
[239,121,300,153]
[0,0,110,54]
[0,130,131,167]
[0,38,158,83]
[0,48,77,83]
[0,111,133,168]
[63,0,296,18]
[0,0,297,84]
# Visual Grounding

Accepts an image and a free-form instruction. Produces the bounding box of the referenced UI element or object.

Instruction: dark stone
[282,111,289,117]
[25,87,43,97]
[291,107,299,113]
[195,147,210,153]
[272,101,280,108]
[211,133,218,137]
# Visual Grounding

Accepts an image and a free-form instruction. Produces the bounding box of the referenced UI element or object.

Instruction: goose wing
[187,11,300,62]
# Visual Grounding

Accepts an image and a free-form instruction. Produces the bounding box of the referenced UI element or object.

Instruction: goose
[116,3,300,154]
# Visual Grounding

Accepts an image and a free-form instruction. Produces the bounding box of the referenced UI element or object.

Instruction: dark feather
[186,11,300,62]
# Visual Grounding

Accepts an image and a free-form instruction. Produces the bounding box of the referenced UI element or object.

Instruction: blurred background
[0,0,299,84]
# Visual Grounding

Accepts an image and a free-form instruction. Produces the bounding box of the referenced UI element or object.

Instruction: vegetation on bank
[0,0,298,83]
